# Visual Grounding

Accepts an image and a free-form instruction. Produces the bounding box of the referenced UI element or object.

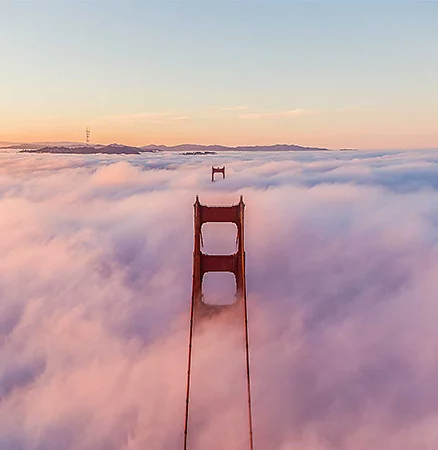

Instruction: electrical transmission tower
[86,126,91,146]
[183,195,254,450]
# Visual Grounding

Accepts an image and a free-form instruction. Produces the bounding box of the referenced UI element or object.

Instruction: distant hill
[2,141,86,149]
[5,141,357,153]
[6,143,49,150]
[0,141,17,147]
[140,143,338,152]
[21,144,143,155]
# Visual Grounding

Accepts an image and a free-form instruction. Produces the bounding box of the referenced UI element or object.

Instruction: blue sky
[0,1,437,148]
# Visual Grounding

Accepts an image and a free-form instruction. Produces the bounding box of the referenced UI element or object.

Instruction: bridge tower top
[211,166,226,182]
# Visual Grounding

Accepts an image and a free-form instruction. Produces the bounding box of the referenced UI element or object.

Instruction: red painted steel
[211,166,226,182]
[200,204,239,224]
[201,254,238,274]
[183,195,254,450]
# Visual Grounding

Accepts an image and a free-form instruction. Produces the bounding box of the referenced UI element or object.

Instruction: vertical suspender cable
[183,293,195,450]
[243,278,254,450]
[240,196,255,450]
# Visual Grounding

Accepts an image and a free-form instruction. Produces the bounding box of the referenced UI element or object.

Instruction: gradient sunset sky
[1,1,437,149]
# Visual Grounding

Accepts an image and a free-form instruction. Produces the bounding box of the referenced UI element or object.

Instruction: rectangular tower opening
[202,272,236,305]
[201,222,238,255]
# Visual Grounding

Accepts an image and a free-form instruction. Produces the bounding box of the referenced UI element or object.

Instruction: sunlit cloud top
[3,148,438,448]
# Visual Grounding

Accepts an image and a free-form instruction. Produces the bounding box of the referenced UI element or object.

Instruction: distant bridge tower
[183,195,254,450]
[86,126,91,146]
[211,166,225,182]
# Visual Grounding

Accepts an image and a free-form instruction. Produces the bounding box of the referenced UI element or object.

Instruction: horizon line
[2,140,438,152]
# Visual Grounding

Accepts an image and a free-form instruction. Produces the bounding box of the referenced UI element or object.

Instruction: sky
[1,1,437,148]
[3,148,438,448]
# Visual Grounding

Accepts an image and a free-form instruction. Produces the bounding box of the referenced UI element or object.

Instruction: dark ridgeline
[20,144,145,155]
[141,143,339,152]
[5,141,358,153]
[10,142,358,154]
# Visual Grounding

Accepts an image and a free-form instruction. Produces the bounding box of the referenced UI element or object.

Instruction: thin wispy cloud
[238,109,319,120]
[172,116,190,121]
[218,106,249,112]
[333,107,375,113]
[238,107,373,120]
[95,112,187,124]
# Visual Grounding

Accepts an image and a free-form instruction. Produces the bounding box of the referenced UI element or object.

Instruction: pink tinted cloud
[1,150,438,448]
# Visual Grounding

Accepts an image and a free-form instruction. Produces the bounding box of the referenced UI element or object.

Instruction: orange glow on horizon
[1,112,437,150]
[2,129,437,151]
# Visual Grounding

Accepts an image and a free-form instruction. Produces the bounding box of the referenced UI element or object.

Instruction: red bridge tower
[183,195,254,450]
[211,166,225,182]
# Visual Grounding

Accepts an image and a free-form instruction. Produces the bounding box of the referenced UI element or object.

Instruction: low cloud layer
[1,149,438,449]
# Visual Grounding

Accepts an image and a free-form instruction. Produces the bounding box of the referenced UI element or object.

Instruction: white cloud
[2,149,438,449]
